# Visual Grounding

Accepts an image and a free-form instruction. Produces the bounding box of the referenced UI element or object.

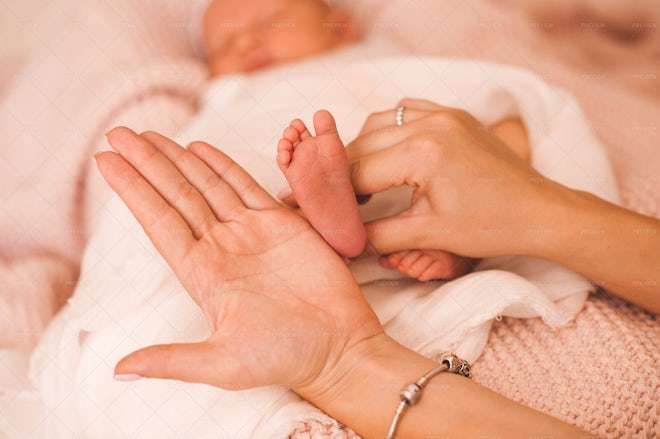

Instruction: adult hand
[95,127,384,394]
[347,98,552,259]
[92,128,598,439]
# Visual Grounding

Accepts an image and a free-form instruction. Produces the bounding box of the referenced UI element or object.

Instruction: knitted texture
[620,178,660,220]
[288,419,360,439]
[474,290,660,438]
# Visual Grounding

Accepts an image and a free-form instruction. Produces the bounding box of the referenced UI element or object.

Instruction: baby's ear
[328,8,359,43]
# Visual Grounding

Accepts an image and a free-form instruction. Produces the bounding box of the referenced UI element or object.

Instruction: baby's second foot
[380,250,475,282]
[277,110,366,258]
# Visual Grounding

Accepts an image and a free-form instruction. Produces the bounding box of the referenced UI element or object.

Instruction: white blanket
[29,39,618,438]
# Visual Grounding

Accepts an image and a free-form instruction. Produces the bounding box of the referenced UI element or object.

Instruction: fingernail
[113,373,143,382]
[277,186,292,199]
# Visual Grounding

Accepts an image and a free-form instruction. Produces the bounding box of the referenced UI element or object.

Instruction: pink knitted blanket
[0,2,207,350]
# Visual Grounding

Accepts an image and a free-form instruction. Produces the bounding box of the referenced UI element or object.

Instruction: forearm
[298,335,586,438]
[529,183,660,314]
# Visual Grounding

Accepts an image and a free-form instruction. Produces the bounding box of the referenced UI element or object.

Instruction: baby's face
[203,0,354,76]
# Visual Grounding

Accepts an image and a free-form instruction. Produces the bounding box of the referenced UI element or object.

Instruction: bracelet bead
[400,383,422,404]
[386,353,472,439]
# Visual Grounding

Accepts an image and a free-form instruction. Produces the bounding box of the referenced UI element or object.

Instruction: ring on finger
[395,105,406,127]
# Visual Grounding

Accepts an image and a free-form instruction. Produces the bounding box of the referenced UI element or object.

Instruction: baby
[199,0,530,281]
[199,0,356,76]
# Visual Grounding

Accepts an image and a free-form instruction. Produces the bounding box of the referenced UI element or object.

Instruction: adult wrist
[521,179,615,265]
[293,323,588,437]
[293,332,451,437]
[293,332,403,405]
[523,181,660,311]
[518,179,583,260]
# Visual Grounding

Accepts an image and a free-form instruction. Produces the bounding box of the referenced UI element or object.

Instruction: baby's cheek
[271,31,324,61]
[208,54,239,76]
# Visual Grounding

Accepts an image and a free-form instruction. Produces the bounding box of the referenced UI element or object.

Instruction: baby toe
[418,260,448,282]
[283,126,301,143]
[290,119,312,139]
[384,251,407,268]
[313,110,338,136]
[277,139,293,168]
[408,254,435,280]
[398,250,422,270]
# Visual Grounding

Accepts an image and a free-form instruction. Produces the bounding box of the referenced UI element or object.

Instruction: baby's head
[196,0,358,76]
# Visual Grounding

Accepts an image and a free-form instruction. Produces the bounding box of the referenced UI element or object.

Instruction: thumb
[114,341,231,387]
[364,214,449,255]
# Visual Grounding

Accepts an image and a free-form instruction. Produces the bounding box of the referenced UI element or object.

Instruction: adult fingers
[188,141,279,211]
[349,147,408,196]
[363,213,451,256]
[358,98,444,134]
[114,342,243,389]
[106,127,216,238]
[349,136,440,195]
[347,111,458,161]
[354,98,466,139]
[139,131,248,222]
[355,107,431,139]
[95,151,195,265]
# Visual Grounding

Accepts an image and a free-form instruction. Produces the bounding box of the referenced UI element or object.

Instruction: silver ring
[395,105,406,127]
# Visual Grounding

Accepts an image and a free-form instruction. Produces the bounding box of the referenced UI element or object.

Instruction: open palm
[96,127,382,392]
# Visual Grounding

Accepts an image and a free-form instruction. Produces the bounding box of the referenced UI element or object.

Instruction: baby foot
[380,250,475,282]
[277,110,366,258]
